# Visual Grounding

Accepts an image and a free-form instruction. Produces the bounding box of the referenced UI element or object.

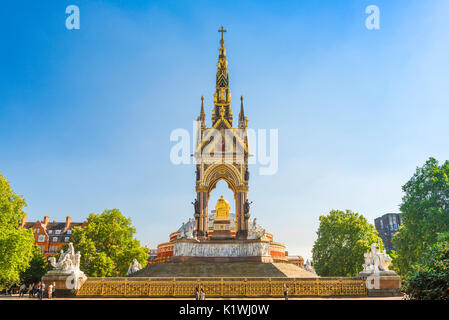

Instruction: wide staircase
[129,262,316,278]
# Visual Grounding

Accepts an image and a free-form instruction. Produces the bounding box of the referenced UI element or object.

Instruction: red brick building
[21,215,87,257]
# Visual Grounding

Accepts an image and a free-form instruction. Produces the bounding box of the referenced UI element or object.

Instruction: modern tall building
[374,213,402,251]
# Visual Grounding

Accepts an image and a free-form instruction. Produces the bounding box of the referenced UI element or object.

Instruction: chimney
[64,216,72,232]
[42,216,50,227]
[20,213,27,228]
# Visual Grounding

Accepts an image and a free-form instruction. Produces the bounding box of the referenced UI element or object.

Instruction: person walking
[48,283,53,299]
[200,287,205,300]
[19,283,26,297]
[28,283,34,297]
[52,282,56,299]
[195,287,200,300]
[39,282,45,300]
[36,282,41,299]
[283,285,289,301]
[33,283,38,297]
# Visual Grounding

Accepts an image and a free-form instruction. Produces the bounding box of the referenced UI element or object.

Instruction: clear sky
[1,0,449,260]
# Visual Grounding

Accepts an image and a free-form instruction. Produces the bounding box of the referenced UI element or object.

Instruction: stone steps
[272,263,317,278]
[129,262,317,278]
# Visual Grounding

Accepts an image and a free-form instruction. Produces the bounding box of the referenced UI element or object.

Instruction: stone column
[203,192,209,239]
[242,192,250,236]
[234,195,239,234]
[195,191,208,239]
[235,191,248,239]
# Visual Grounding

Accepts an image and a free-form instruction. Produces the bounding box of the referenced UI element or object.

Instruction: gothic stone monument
[170,27,283,265]
[133,28,314,278]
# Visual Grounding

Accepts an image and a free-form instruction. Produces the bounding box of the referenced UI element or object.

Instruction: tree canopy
[312,209,383,277]
[403,232,449,300]
[71,209,149,277]
[0,172,35,290]
[393,157,449,277]
[20,245,49,285]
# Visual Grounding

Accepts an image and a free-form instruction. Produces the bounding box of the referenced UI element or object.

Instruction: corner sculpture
[177,218,196,240]
[362,243,392,273]
[357,243,401,297]
[304,259,317,275]
[247,218,266,240]
[44,242,87,295]
[126,258,142,276]
[48,243,83,274]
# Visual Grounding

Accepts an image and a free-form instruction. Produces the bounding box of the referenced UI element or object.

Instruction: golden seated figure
[215,196,231,221]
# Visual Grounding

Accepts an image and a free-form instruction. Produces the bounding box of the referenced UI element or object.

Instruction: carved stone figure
[177,218,195,240]
[362,243,392,273]
[196,168,200,181]
[126,258,142,276]
[304,259,317,275]
[247,218,266,240]
[48,243,80,273]
[244,199,252,214]
[47,242,87,290]
[186,218,195,238]
[192,199,200,214]
[245,168,250,181]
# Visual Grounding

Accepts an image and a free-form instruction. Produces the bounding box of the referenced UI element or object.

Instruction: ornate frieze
[173,240,271,257]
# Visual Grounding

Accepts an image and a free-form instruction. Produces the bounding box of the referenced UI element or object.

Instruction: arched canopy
[202,164,242,195]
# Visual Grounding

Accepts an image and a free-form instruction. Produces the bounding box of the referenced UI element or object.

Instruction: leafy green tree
[403,232,449,300]
[71,209,148,277]
[312,209,383,277]
[0,172,35,290]
[392,158,449,277]
[386,249,400,275]
[20,245,49,285]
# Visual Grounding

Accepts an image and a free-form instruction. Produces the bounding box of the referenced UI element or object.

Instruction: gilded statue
[215,196,231,220]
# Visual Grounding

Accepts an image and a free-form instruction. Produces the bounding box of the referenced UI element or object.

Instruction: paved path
[0,295,403,300]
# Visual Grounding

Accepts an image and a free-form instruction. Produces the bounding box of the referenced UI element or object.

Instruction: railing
[76,277,366,297]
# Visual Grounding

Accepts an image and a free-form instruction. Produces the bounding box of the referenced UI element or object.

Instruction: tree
[71,209,148,277]
[20,245,49,285]
[392,158,449,277]
[0,172,35,290]
[403,232,449,300]
[312,209,383,277]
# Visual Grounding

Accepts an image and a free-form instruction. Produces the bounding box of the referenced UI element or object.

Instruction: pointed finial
[218,26,227,47]
[239,95,246,127]
[200,96,205,116]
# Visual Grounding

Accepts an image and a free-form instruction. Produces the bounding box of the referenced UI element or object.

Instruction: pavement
[0,294,404,300]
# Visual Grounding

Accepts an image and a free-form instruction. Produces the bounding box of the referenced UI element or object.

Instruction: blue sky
[1,0,449,260]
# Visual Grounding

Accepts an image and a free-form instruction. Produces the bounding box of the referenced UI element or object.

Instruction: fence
[76,277,366,297]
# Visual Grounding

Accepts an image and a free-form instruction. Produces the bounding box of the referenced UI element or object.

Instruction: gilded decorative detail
[76,277,367,297]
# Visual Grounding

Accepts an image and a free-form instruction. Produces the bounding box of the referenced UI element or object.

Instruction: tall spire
[239,96,247,128]
[198,96,206,128]
[212,26,232,125]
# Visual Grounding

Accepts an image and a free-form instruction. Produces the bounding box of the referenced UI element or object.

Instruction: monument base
[356,271,402,297]
[210,229,233,240]
[172,255,272,263]
[171,238,274,263]
[42,271,87,298]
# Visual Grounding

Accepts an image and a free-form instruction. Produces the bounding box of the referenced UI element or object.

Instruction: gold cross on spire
[218,26,227,42]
